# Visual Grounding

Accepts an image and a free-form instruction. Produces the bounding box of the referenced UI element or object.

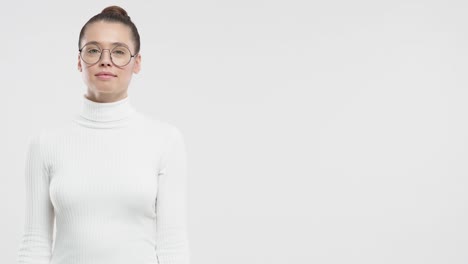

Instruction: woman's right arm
[17,132,54,264]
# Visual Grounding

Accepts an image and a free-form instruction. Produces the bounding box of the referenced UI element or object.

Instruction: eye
[112,46,129,56]
[87,48,100,54]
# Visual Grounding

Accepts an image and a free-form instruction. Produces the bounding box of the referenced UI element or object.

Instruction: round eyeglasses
[79,43,136,67]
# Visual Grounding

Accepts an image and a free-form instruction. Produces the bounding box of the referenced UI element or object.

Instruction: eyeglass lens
[80,44,132,67]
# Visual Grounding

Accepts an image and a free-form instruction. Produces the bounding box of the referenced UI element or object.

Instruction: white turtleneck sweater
[17,94,190,264]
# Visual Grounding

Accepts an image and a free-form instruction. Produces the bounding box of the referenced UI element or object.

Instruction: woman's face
[78,21,141,98]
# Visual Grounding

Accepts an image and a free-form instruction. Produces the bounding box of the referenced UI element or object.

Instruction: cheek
[82,69,92,80]
[120,68,134,81]
[81,66,96,82]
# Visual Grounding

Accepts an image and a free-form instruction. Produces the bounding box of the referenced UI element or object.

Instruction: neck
[84,92,128,104]
[74,93,137,129]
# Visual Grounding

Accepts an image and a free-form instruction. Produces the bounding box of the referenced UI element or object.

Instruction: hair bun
[101,5,129,18]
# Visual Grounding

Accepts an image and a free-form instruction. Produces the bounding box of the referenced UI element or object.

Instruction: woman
[17,6,191,264]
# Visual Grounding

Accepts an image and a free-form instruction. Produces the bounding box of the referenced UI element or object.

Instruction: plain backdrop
[2,0,468,263]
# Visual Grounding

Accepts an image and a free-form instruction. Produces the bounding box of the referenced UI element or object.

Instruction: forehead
[81,21,134,49]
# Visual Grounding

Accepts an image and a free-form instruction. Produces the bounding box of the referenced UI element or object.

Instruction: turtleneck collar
[73,94,138,129]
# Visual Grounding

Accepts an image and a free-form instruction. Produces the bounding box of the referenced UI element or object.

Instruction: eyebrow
[83,41,131,49]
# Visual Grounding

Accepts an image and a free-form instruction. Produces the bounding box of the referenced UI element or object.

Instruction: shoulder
[26,119,77,151]
[135,112,185,140]
[24,123,65,161]
[43,120,78,141]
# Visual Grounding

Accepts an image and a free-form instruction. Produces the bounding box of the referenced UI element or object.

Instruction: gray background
[2,0,468,263]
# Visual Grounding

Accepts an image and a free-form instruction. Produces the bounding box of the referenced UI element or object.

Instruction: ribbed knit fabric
[17,94,190,264]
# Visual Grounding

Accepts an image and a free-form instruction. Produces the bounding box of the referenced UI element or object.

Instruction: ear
[77,54,82,72]
[133,53,141,74]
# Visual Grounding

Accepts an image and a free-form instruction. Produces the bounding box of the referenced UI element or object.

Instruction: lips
[95,72,117,77]
[95,71,117,80]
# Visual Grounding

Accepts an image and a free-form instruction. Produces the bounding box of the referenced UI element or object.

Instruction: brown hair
[78,6,141,54]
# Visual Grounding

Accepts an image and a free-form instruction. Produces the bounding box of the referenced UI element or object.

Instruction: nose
[99,49,112,66]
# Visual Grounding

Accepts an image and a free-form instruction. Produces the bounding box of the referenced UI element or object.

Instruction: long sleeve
[17,133,55,264]
[155,127,191,264]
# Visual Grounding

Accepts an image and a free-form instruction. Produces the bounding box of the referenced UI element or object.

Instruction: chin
[89,85,116,93]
